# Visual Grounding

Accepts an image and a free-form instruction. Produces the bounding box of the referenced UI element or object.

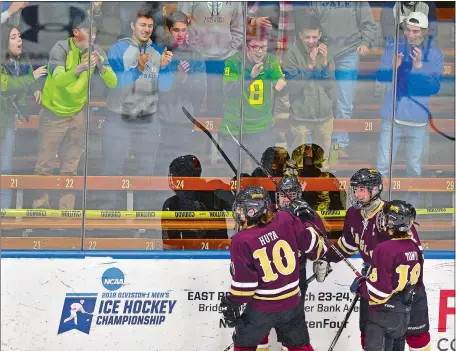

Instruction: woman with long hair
[0,25,47,208]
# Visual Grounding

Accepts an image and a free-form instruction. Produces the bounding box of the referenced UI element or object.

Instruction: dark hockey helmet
[377,200,416,234]
[348,168,383,209]
[232,186,271,227]
[276,176,302,210]
[260,146,290,175]
[168,155,202,192]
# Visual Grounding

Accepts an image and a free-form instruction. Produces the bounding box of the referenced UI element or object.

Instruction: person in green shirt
[32,17,117,210]
[1,25,47,208]
[220,31,287,171]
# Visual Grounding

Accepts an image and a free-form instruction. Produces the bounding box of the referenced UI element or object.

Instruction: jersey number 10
[253,239,296,283]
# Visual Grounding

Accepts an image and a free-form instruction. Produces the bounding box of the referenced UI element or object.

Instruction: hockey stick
[408,96,455,141]
[225,126,361,277]
[182,107,238,175]
[327,295,360,351]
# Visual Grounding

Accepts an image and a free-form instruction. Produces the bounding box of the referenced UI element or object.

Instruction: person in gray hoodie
[177,1,244,118]
[101,7,173,210]
[310,2,377,158]
[154,10,207,173]
[283,15,335,171]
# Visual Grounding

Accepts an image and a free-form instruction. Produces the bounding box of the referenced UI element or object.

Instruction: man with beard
[220,31,287,172]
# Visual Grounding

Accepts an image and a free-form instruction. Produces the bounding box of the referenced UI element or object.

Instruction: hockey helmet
[377,200,416,234]
[260,146,290,175]
[168,155,202,198]
[276,176,302,209]
[233,186,271,226]
[348,168,383,209]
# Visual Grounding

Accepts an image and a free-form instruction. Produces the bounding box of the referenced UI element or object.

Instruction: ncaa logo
[101,267,125,291]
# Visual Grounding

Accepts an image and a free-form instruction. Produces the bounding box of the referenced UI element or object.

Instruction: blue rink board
[1,250,454,260]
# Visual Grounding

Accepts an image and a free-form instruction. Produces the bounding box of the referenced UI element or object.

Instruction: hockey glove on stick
[290,199,315,221]
[361,262,371,276]
[350,275,367,295]
[220,296,243,328]
[313,260,331,283]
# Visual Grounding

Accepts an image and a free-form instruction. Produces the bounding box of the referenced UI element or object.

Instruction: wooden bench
[1,175,454,213]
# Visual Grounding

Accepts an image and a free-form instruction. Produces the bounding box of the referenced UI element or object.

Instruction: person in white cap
[380,2,438,43]
[376,11,443,197]
[375,15,443,349]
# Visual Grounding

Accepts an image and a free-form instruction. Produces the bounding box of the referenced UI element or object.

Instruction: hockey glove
[290,199,314,221]
[220,296,243,328]
[361,262,371,276]
[350,276,367,295]
[313,260,330,282]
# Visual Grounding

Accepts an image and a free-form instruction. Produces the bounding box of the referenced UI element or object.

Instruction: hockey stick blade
[328,295,359,351]
[182,107,238,175]
[225,126,361,277]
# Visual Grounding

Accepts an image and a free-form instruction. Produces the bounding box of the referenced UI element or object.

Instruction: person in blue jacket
[101,6,173,210]
[376,12,443,183]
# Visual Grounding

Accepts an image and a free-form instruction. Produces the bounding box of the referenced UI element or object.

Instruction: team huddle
[221,168,430,351]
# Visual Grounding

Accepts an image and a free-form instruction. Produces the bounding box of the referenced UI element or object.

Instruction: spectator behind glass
[32,17,116,210]
[220,30,287,173]
[177,1,243,118]
[162,155,228,240]
[283,15,335,172]
[154,10,207,174]
[376,12,443,205]
[0,25,46,209]
[310,1,377,159]
[102,7,173,210]
[380,1,438,43]
[291,143,346,211]
[0,1,26,26]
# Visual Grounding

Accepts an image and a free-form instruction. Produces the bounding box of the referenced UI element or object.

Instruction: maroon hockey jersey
[229,211,326,312]
[324,201,423,265]
[359,238,424,312]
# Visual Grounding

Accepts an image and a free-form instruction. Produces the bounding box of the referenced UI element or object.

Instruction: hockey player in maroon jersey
[316,168,430,351]
[220,186,327,351]
[256,176,330,351]
[350,200,424,351]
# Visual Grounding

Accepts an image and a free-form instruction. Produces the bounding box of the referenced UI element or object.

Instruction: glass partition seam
[235,2,249,230]
[81,4,95,249]
[387,1,402,201]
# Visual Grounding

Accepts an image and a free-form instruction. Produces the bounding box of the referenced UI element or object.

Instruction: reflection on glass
[0,2,453,251]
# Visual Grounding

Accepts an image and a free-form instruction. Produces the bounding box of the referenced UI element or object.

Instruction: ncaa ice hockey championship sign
[57,267,177,334]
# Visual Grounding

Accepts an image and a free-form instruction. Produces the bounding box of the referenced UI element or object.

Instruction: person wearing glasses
[220,29,287,172]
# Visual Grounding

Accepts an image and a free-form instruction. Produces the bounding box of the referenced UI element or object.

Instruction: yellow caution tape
[1,208,454,219]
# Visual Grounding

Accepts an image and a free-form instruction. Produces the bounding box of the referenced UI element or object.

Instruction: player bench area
[1,176,454,246]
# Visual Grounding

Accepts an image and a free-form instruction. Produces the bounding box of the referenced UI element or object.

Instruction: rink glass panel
[0,2,454,251]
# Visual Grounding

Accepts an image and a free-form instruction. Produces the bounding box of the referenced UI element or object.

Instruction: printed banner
[1,258,454,351]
